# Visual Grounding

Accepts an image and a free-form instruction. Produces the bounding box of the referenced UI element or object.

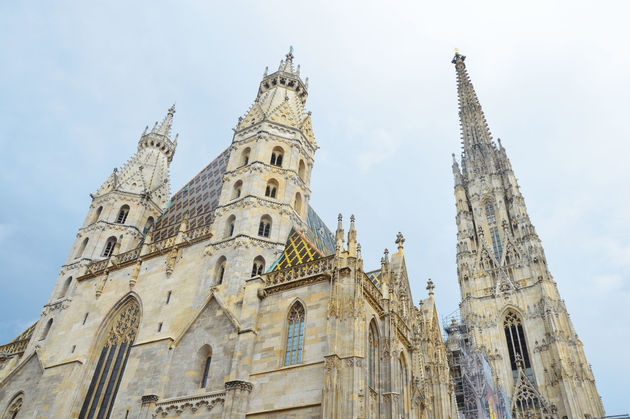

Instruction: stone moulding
[77,224,213,281]
[154,391,225,416]
[262,256,333,294]
[361,273,384,315]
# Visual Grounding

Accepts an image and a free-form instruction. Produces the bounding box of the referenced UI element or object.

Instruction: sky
[0,0,629,414]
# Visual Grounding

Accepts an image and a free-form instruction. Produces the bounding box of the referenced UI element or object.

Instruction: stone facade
[0,51,457,418]
[449,52,604,419]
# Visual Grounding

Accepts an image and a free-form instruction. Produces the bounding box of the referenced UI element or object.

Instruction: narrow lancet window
[284,302,305,366]
[116,205,130,224]
[504,310,534,384]
[368,321,378,389]
[485,201,502,260]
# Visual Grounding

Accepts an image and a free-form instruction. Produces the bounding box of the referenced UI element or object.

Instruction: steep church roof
[269,227,326,271]
[151,148,230,242]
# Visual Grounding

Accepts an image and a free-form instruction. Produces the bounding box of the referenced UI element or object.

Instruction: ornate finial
[395,232,405,252]
[338,213,343,222]
[289,45,294,55]
[452,48,466,64]
[384,248,389,257]
[350,214,355,223]
[156,104,176,137]
[426,279,435,296]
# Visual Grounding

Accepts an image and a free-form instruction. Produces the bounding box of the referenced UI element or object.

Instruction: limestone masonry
[0,50,604,419]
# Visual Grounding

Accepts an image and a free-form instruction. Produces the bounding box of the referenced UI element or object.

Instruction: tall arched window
[143,216,154,233]
[298,159,306,181]
[270,146,284,167]
[232,180,243,200]
[102,236,117,257]
[93,206,103,224]
[76,237,89,259]
[198,345,212,388]
[265,179,278,198]
[241,147,251,166]
[284,302,305,366]
[251,256,265,277]
[294,192,302,214]
[368,320,379,389]
[258,215,272,238]
[399,356,409,416]
[79,298,140,419]
[225,215,236,238]
[216,256,226,284]
[116,205,130,224]
[504,310,534,383]
[40,318,53,340]
[485,201,503,260]
[59,276,72,298]
[3,392,24,419]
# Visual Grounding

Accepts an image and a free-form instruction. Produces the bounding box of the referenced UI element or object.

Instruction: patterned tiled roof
[271,228,325,271]
[304,205,335,256]
[365,269,381,289]
[152,148,230,242]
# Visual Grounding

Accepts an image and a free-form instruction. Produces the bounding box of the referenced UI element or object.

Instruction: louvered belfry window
[79,299,140,419]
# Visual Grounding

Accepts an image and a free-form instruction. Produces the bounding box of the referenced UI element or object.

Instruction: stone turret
[209,48,317,300]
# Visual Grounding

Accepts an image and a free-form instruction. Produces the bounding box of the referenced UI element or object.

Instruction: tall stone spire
[155,103,176,136]
[448,52,604,419]
[453,51,496,166]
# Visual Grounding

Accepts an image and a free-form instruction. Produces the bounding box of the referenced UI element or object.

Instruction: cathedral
[0,50,604,419]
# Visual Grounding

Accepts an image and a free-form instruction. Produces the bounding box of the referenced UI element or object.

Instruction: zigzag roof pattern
[270,227,325,272]
[151,148,230,242]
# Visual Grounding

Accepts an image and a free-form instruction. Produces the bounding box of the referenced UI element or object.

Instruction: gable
[270,228,324,271]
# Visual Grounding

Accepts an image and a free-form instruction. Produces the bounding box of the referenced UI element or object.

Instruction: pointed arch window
[198,345,212,388]
[225,215,236,238]
[258,215,272,238]
[293,192,302,214]
[265,179,278,199]
[116,205,130,224]
[368,321,379,389]
[284,302,305,366]
[79,299,140,419]
[270,146,284,167]
[251,256,265,277]
[485,201,502,260]
[40,318,53,340]
[399,357,408,415]
[76,237,89,259]
[93,206,103,224]
[241,147,251,166]
[102,236,117,257]
[143,216,154,234]
[298,159,306,181]
[3,392,24,419]
[232,180,242,200]
[216,256,227,284]
[504,311,534,384]
[59,276,72,298]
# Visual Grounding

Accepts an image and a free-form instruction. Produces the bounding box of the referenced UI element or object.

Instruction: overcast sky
[1,0,628,414]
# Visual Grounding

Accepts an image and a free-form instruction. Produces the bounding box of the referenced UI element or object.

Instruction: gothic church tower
[451,52,604,418]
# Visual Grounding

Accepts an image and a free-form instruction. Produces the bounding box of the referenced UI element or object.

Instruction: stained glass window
[79,299,140,419]
[284,303,305,366]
